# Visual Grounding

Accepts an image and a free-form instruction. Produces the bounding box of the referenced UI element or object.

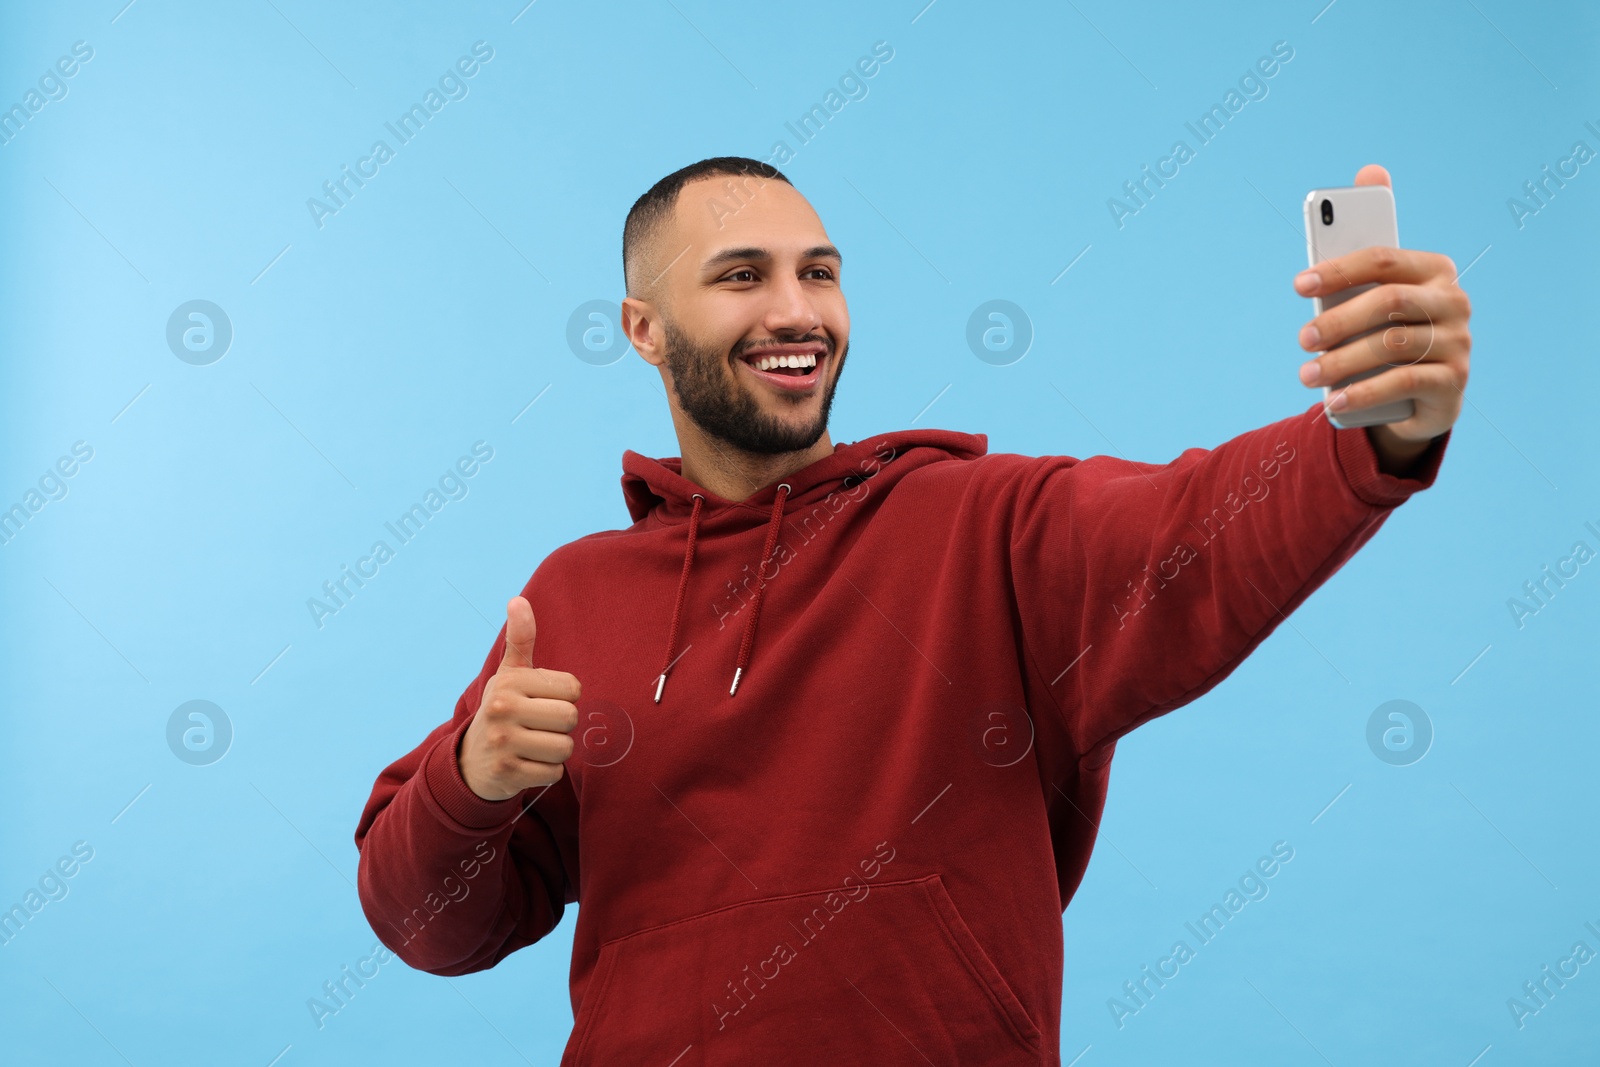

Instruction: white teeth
[751,353,818,373]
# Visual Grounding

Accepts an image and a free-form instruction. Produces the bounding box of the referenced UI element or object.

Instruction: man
[354,156,1468,1063]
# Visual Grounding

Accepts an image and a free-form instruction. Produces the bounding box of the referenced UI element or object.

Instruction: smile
[737,344,827,393]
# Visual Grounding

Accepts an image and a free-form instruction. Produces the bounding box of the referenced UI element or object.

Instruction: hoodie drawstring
[655,493,705,704]
[653,483,791,703]
[730,482,790,697]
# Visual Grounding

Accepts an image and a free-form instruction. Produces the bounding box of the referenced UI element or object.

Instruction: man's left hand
[1293,164,1472,476]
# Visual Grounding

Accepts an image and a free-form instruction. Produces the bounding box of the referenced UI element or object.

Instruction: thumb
[1353,163,1392,188]
[499,595,536,671]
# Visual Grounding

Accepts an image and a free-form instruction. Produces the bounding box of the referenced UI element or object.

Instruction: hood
[619,428,987,702]
[620,427,987,523]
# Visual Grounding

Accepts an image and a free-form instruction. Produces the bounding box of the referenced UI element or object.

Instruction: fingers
[483,700,579,783]
[1352,163,1392,188]
[496,665,582,703]
[506,756,567,788]
[482,689,580,733]
[485,745,571,792]
[464,606,583,800]
[498,720,578,766]
[1325,361,1465,425]
[1305,321,1448,393]
[1299,281,1465,374]
[1294,246,1455,296]
[461,673,580,800]
[499,596,536,671]
[471,693,579,792]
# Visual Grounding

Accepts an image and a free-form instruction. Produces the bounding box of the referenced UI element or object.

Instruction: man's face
[629,176,850,455]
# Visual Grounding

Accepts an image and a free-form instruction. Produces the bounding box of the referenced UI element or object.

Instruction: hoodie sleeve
[353,608,579,976]
[1009,401,1449,765]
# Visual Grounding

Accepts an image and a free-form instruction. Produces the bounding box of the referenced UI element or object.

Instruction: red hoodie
[354,401,1448,1064]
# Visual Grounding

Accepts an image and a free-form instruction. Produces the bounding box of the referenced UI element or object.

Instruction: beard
[660,317,847,456]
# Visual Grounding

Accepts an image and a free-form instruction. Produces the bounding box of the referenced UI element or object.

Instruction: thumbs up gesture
[459,596,583,801]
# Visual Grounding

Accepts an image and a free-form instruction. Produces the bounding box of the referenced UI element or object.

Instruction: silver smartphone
[1302,184,1414,428]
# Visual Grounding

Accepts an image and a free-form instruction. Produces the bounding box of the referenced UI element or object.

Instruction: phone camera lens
[1320,199,1334,225]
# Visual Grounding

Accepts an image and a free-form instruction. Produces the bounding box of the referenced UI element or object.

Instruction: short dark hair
[622,156,792,298]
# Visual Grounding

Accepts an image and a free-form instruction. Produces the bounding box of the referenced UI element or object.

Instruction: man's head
[620,157,849,458]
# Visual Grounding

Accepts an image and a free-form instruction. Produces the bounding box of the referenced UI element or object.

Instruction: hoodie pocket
[562,874,1042,1066]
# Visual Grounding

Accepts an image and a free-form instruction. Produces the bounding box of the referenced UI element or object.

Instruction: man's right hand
[458,596,582,801]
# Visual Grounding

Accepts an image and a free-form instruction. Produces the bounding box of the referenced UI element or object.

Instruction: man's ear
[620,296,664,367]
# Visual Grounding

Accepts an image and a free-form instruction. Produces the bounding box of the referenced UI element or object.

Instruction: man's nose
[763,274,823,336]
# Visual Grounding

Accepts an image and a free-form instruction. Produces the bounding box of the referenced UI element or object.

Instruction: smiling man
[355,156,1468,1064]
[619,159,852,506]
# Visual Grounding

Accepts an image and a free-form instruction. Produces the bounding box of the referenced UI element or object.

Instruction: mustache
[733,333,834,359]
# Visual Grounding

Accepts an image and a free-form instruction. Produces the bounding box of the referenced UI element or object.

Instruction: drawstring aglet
[654,672,667,703]
[729,667,743,696]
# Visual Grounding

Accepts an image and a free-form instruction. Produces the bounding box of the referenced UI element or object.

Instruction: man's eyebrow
[700,244,843,272]
[701,246,767,272]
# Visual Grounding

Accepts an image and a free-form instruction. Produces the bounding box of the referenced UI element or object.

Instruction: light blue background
[2,1,1596,1064]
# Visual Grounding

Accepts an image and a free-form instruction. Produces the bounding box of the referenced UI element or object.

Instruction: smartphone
[1302,184,1414,428]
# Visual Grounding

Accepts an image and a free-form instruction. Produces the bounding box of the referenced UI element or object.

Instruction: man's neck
[677,427,835,503]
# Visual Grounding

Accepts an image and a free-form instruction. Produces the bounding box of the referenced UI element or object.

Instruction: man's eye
[723,269,756,283]
[806,268,835,281]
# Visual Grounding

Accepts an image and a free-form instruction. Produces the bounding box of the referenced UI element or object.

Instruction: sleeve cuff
[420,718,526,834]
[1327,404,1451,507]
